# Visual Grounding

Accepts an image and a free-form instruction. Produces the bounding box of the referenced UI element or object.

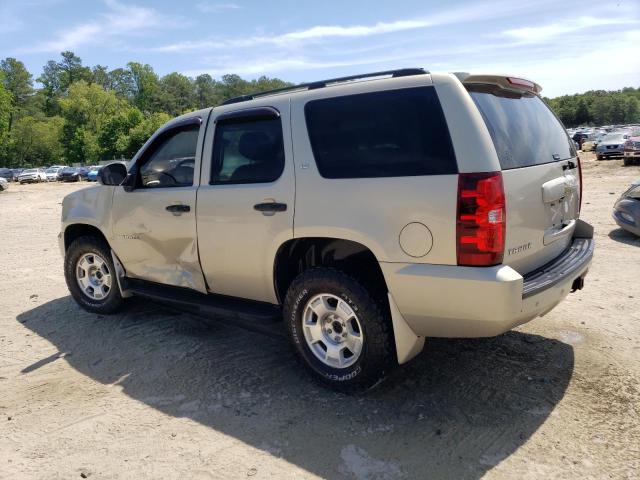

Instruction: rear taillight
[577,156,583,213]
[457,172,506,266]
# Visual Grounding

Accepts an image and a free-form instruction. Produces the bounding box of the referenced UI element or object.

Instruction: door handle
[254,202,287,213]
[166,204,191,213]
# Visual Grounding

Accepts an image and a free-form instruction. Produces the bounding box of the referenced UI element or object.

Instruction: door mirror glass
[99,162,128,186]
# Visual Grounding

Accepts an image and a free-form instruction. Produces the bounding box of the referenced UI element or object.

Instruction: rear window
[468,85,575,169]
[304,87,457,179]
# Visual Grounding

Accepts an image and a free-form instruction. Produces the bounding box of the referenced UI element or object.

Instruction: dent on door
[111,190,207,292]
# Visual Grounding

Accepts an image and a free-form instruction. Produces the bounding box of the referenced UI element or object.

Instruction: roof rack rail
[221,67,428,106]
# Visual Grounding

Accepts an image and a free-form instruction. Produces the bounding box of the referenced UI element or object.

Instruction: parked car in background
[10,169,23,181]
[0,168,13,181]
[582,132,607,152]
[624,136,640,166]
[613,179,640,236]
[572,131,591,148]
[45,166,64,182]
[86,166,102,182]
[18,168,47,184]
[59,166,89,182]
[0,176,9,192]
[596,132,628,160]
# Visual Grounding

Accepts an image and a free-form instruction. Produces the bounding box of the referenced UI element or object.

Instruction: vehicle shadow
[18,297,574,479]
[608,228,640,246]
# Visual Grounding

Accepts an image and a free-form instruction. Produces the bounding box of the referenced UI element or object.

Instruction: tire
[283,267,395,393]
[623,158,631,166]
[64,236,124,314]
[596,155,603,160]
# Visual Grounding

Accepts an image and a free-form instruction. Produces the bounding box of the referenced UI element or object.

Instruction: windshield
[468,84,574,169]
[23,169,37,173]
[45,168,57,173]
[604,133,625,142]
[62,167,75,173]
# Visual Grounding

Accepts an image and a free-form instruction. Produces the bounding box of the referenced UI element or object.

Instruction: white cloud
[503,16,639,43]
[196,2,241,13]
[155,0,553,53]
[18,0,177,53]
[452,30,640,97]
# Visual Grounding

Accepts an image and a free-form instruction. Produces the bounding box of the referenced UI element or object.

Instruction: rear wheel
[283,268,395,392]
[64,236,124,314]
[596,154,603,160]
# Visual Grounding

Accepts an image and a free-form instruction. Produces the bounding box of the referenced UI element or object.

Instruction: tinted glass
[139,125,199,188]
[468,85,574,169]
[211,118,284,184]
[304,87,457,179]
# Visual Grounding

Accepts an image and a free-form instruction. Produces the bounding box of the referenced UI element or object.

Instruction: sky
[1,0,639,97]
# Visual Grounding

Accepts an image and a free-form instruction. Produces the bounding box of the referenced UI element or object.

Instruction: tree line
[0,51,638,168]
[543,88,640,128]
[0,51,291,168]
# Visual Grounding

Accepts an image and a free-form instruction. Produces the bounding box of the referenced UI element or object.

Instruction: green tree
[38,60,63,115]
[118,112,170,158]
[91,65,110,89]
[0,78,12,164]
[194,74,220,108]
[98,106,144,159]
[58,51,92,90]
[127,62,160,113]
[0,57,33,130]
[158,72,196,116]
[9,115,64,166]
[59,81,123,163]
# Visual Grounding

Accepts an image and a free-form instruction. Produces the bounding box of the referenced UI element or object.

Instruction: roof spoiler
[453,72,543,94]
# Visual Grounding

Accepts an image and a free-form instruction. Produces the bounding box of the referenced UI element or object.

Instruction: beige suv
[59,68,594,391]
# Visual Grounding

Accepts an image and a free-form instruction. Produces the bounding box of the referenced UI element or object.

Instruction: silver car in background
[596,132,629,160]
[45,166,64,182]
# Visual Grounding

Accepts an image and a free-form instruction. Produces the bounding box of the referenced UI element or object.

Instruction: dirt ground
[1,153,639,480]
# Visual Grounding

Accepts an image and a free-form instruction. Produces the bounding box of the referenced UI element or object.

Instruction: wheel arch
[273,237,389,306]
[63,223,110,251]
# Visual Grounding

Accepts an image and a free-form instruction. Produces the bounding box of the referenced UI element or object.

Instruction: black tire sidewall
[64,236,123,314]
[284,269,393,391]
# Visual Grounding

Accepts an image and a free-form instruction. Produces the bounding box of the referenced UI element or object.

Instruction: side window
[211,117,284,184]
[304,87,457,179]
[138,125,199,188]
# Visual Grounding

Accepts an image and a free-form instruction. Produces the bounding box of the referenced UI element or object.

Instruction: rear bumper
[381,224,594,338]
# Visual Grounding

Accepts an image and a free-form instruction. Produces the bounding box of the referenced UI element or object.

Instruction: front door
[197,100,295,303]
[110,117,208,292]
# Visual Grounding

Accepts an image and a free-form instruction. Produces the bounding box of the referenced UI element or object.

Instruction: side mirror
[98,163,128,186]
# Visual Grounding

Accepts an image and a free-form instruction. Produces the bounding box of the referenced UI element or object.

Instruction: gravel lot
[1,153,639,480]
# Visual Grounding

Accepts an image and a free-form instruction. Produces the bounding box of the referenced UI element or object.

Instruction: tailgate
[468,83,580,275]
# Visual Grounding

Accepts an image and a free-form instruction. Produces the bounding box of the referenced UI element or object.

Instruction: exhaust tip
[571,276,585,293]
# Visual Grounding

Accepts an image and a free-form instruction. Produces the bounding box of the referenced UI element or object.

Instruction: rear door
[467,84,580,274]
[196,99,295,304]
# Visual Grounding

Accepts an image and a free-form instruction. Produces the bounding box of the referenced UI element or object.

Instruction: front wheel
[64,236,124,314]
[283,268,395,392]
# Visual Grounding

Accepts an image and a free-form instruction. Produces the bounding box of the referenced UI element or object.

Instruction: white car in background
[18,168,47,184]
